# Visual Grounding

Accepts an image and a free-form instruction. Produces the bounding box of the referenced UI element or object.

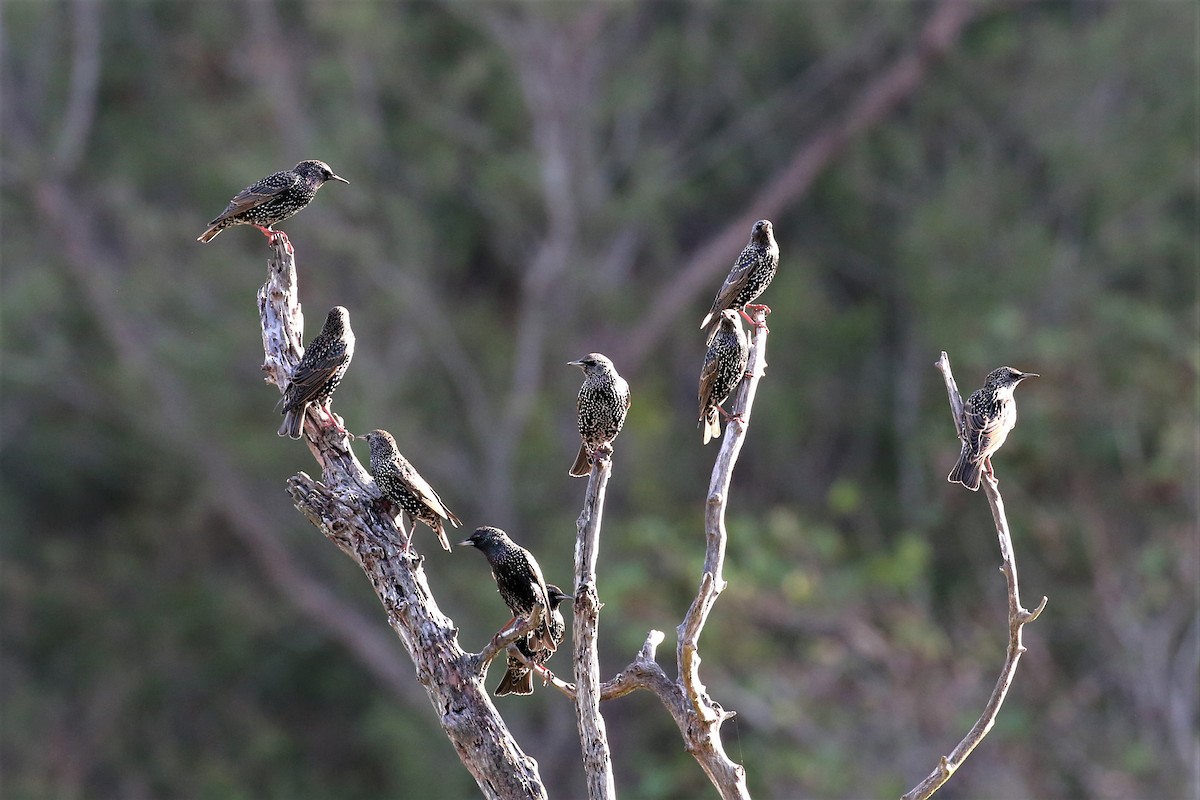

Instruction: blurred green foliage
[1,2,1195,799]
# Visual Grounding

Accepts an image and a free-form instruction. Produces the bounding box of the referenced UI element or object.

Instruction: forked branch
[901,352,1048,800]
[258,239,547,800]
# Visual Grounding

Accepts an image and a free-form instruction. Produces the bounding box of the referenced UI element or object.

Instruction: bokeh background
[2,2,1196,798]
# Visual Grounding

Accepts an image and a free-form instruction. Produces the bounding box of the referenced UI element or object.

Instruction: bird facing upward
[700,219,778,340]
[948,366,1038,491]
[276,306,355,440]
[495,584,572,696]
[198,160,348,245]
[459,526,557,653]
[698,309,750,444]
[362,429,461,552]
[568,353,631,478]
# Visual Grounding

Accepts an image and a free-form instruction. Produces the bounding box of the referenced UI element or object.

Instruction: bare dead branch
[573,452,618,800]
[901,352,1048,800]
[260,238,548,800]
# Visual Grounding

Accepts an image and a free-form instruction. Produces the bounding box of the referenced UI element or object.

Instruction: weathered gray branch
[259,238,547,800]
[901,352,1048,800]
[586,309,769,800]
[573,453,618,800]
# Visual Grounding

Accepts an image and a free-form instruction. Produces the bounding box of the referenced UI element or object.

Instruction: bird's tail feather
[431,521,452,552]
[279,406,305,439]
[569,443,591,478]
[702,408,721,445]
[495,666,533,696]
[197,225,222,243]
[947,450,982,491]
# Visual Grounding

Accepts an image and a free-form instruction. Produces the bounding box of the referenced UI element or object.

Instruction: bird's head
[459,525,509,552]
[296,160,350,186]
[986,366,1039,389]
[545,584,574,609]
[361,429,396,459]
[567,353,617,377]
[750,219,773,243]
[321,306,352,336]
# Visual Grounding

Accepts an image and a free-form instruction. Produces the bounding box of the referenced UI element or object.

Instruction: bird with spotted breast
[198,160,348,250]
[948,366,1038,491]
[276,306,354,440]
[568,353,631,478]
[362,429,461,551]
[700,219,779,343]
[698,309,750,444]
[460,526,558,653]
[495,584,572,696]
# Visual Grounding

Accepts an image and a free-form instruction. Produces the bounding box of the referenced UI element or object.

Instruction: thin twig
[573,452,618,800]
[901,353,1048,800]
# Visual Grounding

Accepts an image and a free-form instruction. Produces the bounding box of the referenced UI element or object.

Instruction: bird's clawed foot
[740,304,771,332]
[258,226,293,254]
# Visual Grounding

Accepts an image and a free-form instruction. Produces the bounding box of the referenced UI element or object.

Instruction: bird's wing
[961,393,1003,455]
[282,341,347,406]
[208,170,299,224]
[697,351,720,413]
[707,246,758,312]
[398,460,458,523]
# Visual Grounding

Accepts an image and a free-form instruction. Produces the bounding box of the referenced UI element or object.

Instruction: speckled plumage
[948,366,1038,491]
[460,526,557,652]
[495,584,571,696]
[198,160,348,244]
[698,309,750,445]
[568,353,631,477]
[700,219,779,341]
[276,306,354,439]
[363,429,461,551]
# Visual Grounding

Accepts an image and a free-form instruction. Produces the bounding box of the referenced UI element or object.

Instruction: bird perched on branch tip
[700,219,778,342]
[948,366,1038,491]
[568,353,630,477]
[198,160,348,248]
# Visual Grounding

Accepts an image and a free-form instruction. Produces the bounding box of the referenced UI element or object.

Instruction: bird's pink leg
[740,304,772,332]
[985,457,996,478]
[257,225,293,254]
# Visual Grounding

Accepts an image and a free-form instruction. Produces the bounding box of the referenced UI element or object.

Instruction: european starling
[567,353,631,478]
[276,306,355,440]
[699,219,779,341]
[459,526,557,652]
[698,309,750,444]
[362,429,461,552]
[495,584,572,696]
[947,366,1038,491]
[197,160,348,245]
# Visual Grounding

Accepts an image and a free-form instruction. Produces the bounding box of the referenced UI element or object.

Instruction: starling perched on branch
[362,429,461,552]
[948,366,1038,491]
[197,160,348,246]
[459,526,557,653]
[698,309,750,444]
[700,219,779,341]
[567,353,631,478]
[276,306,355,440]
[495,584,572,696]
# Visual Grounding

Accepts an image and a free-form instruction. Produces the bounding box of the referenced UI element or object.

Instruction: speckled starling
[362,429,461,552]
[276,306,355,439]
[198,160,348,245]
[698,309,750,445]
[495,584,572,696]
[459,526,557,652]
[948,366,1038,491]
[699,219,779,341]
[567,353,631,478]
